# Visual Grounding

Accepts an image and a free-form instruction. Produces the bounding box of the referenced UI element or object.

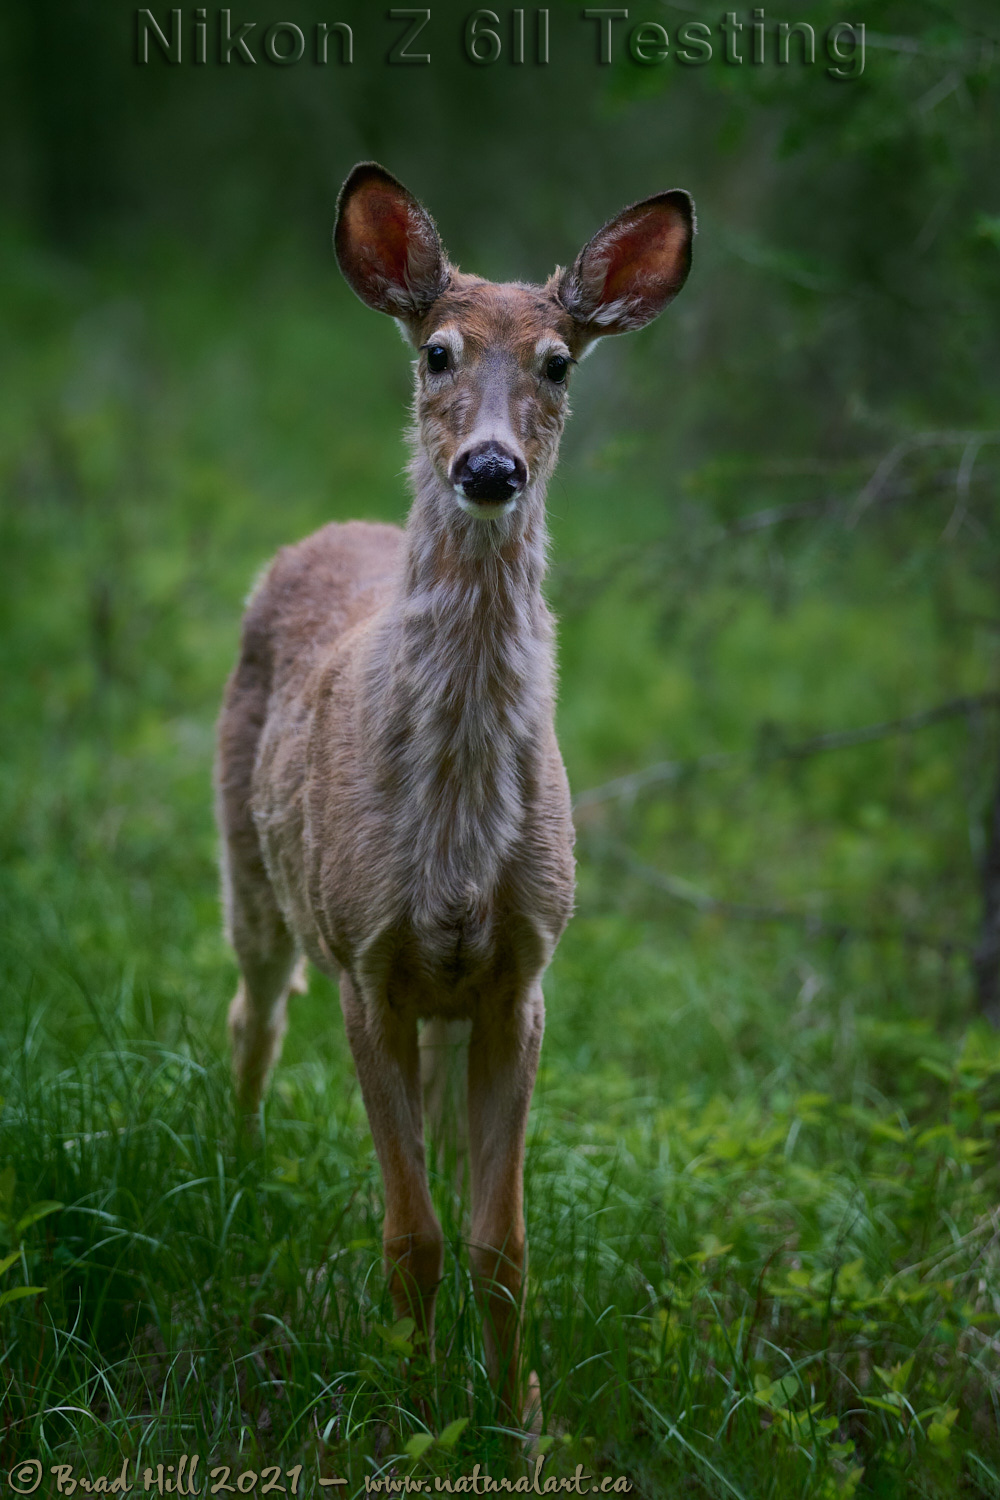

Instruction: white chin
[455,492,518,521]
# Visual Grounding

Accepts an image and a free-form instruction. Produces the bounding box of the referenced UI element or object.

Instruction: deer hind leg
[221,825,299,1115]
[340,974,444,1353]
[420,1017,471,1196]
[467,985,544,1422]
[217,666,300,1114]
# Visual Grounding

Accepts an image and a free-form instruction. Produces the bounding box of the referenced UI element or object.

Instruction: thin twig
[597,840,971,957]
[883,1210,1000,1292]
[847,430,1000,528]
[553,496,839,605]
[722,498,837,536]
[572,749,736,810]
[555,450,996,611]
[572,693,1000,812]
[942,434,994,541]
[775,693,1000,760]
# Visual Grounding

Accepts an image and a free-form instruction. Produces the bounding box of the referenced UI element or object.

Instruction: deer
[215,162,694,1424]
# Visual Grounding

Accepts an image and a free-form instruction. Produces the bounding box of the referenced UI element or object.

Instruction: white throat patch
[455,492,518,521]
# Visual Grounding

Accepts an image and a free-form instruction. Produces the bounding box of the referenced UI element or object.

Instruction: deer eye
[426,344,449,373]
[545,354,569,384]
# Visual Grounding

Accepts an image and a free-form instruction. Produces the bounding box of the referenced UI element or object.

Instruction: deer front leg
[467,985,544,1423]
[339,974,444,1352]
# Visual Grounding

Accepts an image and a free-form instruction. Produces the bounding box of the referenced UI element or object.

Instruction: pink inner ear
[602,209,687,304]
[349,186,415,287]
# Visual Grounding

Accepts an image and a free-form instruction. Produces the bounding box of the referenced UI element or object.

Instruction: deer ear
[558,190,694,339]
[334,162,449,325]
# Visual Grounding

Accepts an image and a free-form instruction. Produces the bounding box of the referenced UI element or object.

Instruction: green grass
[2,228,1000,1497]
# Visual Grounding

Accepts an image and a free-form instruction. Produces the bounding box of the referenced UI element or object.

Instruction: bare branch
[553,496,840,605]
[847,430,1000,528]
[573,749,734,811]
[597,840,971,958]
[775,693,1000,760]
[555,445,998,613]
[942,434,994,541]
[722,498,837,536]
[572,693,1000,812]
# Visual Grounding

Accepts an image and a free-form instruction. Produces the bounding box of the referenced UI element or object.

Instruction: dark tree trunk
[975,765,1000,1027]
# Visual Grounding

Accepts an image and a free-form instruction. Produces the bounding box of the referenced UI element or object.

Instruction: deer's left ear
[558,190,694,339]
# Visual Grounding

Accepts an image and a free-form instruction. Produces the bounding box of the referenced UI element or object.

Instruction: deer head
[334,163,694,527]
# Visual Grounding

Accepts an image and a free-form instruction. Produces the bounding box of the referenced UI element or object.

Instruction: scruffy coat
[215,162,693,1421]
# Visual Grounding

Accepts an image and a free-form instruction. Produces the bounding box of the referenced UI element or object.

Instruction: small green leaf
[875,1358,913,1394]
[975,213,1000,248]
[753,1374,797,1411]
[373,1317,416,1356]
[917,1058,952,1083]
[404,1433,434,1460]
[437,1417,469,1451]
[925,1405,958,1445]
[15,1201,63,1236]
[870,1121,908,1143]
[863,1395,905,1413]
[795,1092,831,1111]
[0,1285,45,1308]
[0,1250,21,1278]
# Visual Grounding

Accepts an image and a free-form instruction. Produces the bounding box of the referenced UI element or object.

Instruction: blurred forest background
[2,1,1000,1495]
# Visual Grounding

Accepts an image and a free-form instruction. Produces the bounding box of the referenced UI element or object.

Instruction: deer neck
[397,446,553,761]
[360,447,555,921]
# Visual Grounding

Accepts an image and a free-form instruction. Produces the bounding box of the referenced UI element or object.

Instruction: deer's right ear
[334,163,449,329]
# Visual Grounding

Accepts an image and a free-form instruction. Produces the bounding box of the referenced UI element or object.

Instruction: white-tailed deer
[216,163,693,1421]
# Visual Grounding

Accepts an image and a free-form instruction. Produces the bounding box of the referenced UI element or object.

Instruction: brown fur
[215,163,693,1422]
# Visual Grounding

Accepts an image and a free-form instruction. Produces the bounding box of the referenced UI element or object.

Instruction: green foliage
[1,213,999,1496]
[2,3,1000,1490]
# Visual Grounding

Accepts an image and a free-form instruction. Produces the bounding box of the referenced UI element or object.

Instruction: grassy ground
[2,229,1000,1497]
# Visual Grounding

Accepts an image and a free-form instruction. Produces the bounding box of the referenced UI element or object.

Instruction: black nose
[452,442,528,502]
